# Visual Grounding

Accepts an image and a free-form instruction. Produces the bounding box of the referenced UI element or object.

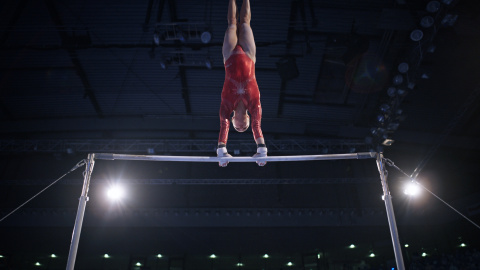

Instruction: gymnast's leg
[222,0,238,63]
[238,0,256,63]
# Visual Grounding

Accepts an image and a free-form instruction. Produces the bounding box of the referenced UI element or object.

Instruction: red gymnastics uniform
[218,45,263,144]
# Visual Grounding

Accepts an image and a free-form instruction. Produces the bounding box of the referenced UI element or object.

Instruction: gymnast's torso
[218,45,263,144]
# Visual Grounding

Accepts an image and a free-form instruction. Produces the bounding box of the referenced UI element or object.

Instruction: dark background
[1,0,480,269]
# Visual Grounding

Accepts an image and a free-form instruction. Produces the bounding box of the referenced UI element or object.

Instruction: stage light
[263,254,269,258]
[153,31,160,46]
[377,114,385,123]
[205,57,212,69]
[420,16,435,28]
[157,254,163,258]
[50,254,57,258]
[382,138,394,146]
[422,252,427,257]
[160,59,167,70]
[0,255,3,258]
[398,62,409,73]
[35,262,41,266]
[349,244,356,248]
[380,104,390,112]
[136,262,142,266]
[104,254,110,258]
[287,262,293,266]
[405,244,409,248]
[209,254,217,259]
[460,243,466,247]
[393,74,404,85]
[442,14,458,26]
[404,182,421,196]
[369,253,375,258]
[201,31,212,44]
[410,29,424,41]
[397,88,407,96]
[387,87,397,97]
[107,185,125,200]
[426,1,440,13]
[236,262,244,267]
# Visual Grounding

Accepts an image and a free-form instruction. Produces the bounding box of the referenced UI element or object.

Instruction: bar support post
[66,153,95,270]
[376,153,405,270]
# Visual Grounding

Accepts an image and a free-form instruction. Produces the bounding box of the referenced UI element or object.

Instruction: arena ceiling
[0,0,479,269]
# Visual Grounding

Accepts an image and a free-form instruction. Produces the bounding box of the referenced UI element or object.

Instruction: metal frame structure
[66,152,405,270]
[0,139,369,154]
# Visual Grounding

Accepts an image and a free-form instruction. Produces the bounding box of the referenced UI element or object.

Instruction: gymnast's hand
[253,146,267,166]
[217,145,232,167]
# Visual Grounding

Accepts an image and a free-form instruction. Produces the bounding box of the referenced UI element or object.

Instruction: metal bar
[376,153,405,270]
[94,152,375,162]
[66,154,95,270]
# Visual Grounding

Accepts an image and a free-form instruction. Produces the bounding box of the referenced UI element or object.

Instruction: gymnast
[217,0,267,167]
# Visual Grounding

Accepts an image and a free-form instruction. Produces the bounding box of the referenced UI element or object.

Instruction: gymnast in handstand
[217,0,267,167]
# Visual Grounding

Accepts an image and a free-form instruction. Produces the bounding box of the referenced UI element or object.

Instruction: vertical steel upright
[376,153,405,270]
[66,153,95,270]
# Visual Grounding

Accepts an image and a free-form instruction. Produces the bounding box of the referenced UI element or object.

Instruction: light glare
[349,244,356,249]
[107,185,125,200]
[263,254,269,258]
[404,182,421,196]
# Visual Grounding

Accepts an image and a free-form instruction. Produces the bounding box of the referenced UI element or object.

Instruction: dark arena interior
[1,0,480,269]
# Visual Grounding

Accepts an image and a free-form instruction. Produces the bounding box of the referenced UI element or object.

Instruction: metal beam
[1,207,388,227]
[0,139,369,154]
[0,177,378,185]
[179,66,192,114]
[94,152,376,162]
[44,0,103,118]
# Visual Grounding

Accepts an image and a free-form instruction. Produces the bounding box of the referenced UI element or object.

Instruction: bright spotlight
[404,182,421,196]
[107,185,125,200]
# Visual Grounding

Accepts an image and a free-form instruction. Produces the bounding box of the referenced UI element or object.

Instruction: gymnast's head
[232,103,250,132]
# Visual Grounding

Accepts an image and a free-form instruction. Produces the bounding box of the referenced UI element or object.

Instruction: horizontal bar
[94,152,376,162]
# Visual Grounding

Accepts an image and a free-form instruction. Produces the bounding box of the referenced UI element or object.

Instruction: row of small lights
[210,254,294,267]
[347,242,468,258]
[0,244,469,267]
